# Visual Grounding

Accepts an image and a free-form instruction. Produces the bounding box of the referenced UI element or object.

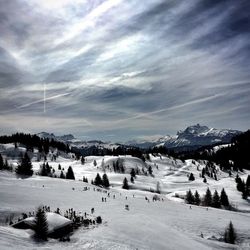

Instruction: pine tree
[246,175,250,196]
[122,177,129,189]
[189,173,195,181]
[130,176,134,183]
[66,166,75,180]
[203,188,212,207]
[58,164,61,170]
[60,171,65,179]
[130,168,136,178]
[16,152,33,176]
[94,173,103,186]
[194,190,201,206]
[0,153,3,170]
[81,156,85,165]
[185,190,195,204]
[102,173,110,188]
[235,174,240,183]
[212,190,221,208]
[224,221,237,244]
[236,178,244,192]
[93,160,97,167]
[34,207,48,241]
[201,168,205,178]
[148,166,153,175]
[220,188,230,207]
[40,163,47,176]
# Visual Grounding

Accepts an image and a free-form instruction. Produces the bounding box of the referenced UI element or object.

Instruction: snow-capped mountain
[37,132,75,142]
[129,124,241,150]
[37,132,121,150]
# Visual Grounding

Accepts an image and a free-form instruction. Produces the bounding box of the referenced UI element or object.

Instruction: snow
[0,144,250,249]
[13,213,72,234]
[0,171,250,249]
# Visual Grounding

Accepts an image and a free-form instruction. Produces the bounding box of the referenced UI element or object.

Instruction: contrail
[44,83,46,113]
[16,92,71,109]
[114,93,225,123]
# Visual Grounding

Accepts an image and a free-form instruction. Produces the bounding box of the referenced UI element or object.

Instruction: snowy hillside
[0,143,250,249]
[129,124,241,150]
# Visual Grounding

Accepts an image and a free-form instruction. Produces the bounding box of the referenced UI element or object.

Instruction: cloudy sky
[0,0,250,141]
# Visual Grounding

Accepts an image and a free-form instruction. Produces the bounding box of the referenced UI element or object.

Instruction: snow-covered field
[0,144,250,249]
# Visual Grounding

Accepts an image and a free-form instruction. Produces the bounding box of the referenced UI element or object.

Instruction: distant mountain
[37,132,75,142]
[129,124,242,150]
[37,132,121,151]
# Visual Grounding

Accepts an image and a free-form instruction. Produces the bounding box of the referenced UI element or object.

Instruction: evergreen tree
[40,163,47,176]
[201,168,205,178]
[235,174,240,183]
[102,173,110,188]
[194,190,201,205]
[93,160,97,166]
[130,176,134,183]
[83,176,88,183]
[212,190,221,208]
[236,178,244,192]
[242,186,248,199]
[0,153,3,170]
[16,152,33,176]
[246,175,250,196]
[188,173,195,181]
[185,190,195,204]
[220,188,230,207]
[66,166,75,180]
[122,177,129,189]
[94,173,103,186]
[214,173,217,181]
[203,188,212,207]
[58,164,61,170]
[60,171,65,179]
[81,156,85,165]
[203,177,207,183]
[34,207,48,241]
[4,159,10,171]
[148,166,153,175]
[130,168,136,178]
[224,221,237,244]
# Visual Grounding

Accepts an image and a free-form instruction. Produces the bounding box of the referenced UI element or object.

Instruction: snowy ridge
[129,124,241,149]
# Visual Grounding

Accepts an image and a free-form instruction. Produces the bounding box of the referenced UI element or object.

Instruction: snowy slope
[1,142,250,249]
[0,171,250,250]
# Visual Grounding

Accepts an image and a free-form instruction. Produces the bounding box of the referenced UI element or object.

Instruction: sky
[0,0,250,142]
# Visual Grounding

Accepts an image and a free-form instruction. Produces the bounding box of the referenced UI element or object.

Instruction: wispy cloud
[0,0,250,141]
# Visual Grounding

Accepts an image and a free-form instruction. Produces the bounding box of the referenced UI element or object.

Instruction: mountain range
[128,124,241,151]
[37,124,242,152]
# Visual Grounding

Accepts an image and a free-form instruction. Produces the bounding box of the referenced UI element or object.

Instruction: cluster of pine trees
[176,130,250,171]
[201,161,218,180]
[112,159,125,173]
[91,173,110,188]
[40,162,54,177]
[0,133,70,155]
[235,174,250,199]
[185,188,230,208]
[16,152,33,176]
